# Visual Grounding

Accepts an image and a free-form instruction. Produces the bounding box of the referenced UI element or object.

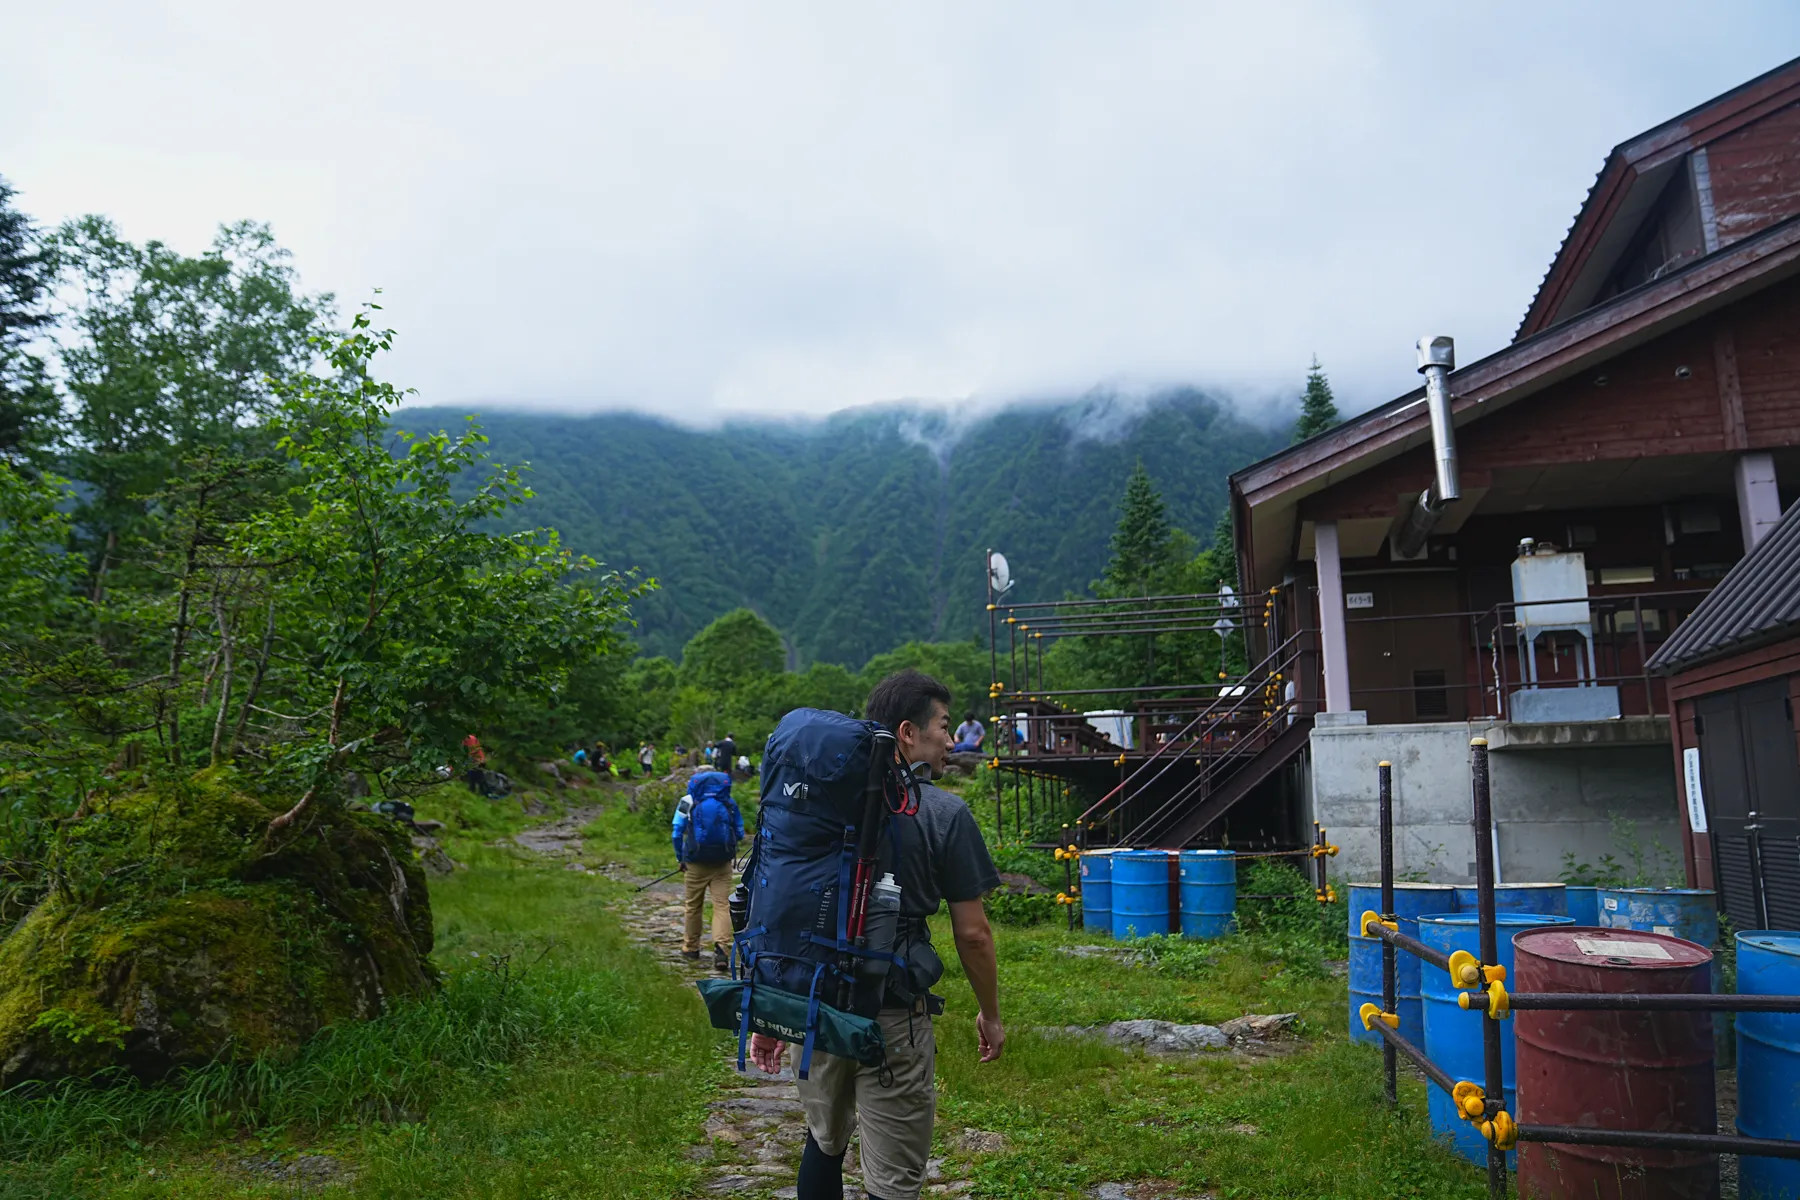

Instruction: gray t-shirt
[888,777,1001,932]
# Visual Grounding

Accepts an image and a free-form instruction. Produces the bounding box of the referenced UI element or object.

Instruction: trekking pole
[840,729,899,1009]
[635,866,683,892]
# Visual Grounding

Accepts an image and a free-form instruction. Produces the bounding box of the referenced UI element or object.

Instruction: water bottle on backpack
[856,874,904,991]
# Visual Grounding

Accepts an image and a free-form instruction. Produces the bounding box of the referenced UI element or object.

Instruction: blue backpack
[679,771,739,865]
[695,708,918,1077]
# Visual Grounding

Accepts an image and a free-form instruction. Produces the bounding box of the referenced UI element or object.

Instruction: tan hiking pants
[797,1005,937,1200]
[682,859,734,953]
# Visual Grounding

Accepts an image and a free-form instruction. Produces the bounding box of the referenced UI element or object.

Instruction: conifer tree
[1292,356,1340,442]
[1104,462,1174,597]
[0,177,57,467]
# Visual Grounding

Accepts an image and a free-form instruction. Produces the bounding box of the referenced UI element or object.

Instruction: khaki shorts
[796,1006,936,1200]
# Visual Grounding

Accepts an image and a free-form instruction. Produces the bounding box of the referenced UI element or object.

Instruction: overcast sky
[6,3,1798,426]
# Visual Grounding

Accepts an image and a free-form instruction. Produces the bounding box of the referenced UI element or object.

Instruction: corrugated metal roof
[1649,500,1800,674]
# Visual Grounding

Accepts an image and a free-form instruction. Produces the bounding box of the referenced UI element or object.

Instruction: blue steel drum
[1346,882,1456,1047]
[1177,850,1236,939]
[1738,932,1800,1200]
[1597,887,1717,944]
[1420,912,1574,1168]
[1600,887,1727,1064]
[1565,885,1600,927]
[1078,850,1118,934]
[1111,850,1173,940]
[1452,882,1567,916]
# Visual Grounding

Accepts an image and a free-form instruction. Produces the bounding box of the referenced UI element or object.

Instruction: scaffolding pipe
[1515,1126,1800,1161]
[1368,1014,1460,1096]
[1379,759,1397,1108]
[1470,737,1506,1200]
[1506,993,1800,1012]
[1363,921,1455,974]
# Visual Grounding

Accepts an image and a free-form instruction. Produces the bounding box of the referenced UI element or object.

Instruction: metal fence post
[1470,737,1506,1200]
[1379,759,1397,1108]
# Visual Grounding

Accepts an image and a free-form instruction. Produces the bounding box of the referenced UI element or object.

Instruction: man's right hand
[678,862,687,872]
[749,1033,786,1074]
[976,1011,1006,1062]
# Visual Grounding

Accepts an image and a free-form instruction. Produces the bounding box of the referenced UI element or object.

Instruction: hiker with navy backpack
[696,669,1003,1200]
[672,769,745,971]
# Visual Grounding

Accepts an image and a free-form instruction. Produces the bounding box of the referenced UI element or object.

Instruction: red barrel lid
[1514,927,1712,968]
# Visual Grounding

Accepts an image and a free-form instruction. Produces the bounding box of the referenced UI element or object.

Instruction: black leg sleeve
[796,1131,846,1200]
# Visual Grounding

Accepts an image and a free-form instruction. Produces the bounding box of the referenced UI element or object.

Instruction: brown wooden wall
[1710,99,1800,246]
[1300,275,1800,524]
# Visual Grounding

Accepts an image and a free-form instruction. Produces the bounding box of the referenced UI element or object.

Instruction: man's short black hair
[963,712,975,722]
[866,669,952,733]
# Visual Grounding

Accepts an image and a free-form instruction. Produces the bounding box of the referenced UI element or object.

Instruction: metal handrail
[1072,628,1309,831]
[1117,692,1314,845]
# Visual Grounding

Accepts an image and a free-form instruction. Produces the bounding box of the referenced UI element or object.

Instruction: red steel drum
[1513,927,1718,1199]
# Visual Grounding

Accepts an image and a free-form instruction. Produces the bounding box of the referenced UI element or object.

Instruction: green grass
[1,773,1496,1199]
[0,782,721,1200]
[927,916,1491,1199]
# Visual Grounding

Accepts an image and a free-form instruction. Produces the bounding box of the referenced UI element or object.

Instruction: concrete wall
[1310,716,1681,884]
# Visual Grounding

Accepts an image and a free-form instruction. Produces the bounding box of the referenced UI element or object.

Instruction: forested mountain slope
[404,390,1286,664]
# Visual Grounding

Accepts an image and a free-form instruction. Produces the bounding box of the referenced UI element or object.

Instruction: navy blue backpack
[679,770,739,865]
[694,708,918,1077]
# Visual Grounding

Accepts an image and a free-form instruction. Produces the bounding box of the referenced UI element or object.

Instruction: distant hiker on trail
[571,746,589,768]
[717,733,737,778]
[638,741,656,777]
[952,712,985,753]
[749,669,1004,1200]
[672,769,744,972]
[736,754,752,778]
[461,733,508,797]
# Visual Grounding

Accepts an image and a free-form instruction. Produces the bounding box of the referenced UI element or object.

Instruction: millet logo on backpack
[783,782,808,799]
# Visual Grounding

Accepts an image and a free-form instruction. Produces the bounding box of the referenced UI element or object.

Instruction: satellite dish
[988,551,1013,595]
[1214,583,1238,633]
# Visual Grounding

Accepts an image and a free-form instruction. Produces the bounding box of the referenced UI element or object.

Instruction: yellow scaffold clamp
[1055,892,1077,906]
[1458,976,1511,1020]
[1310,841,1339,859]
[1053,844,1081,862]
[1446,950,1506,991]
[1358,1003,1399,1032]
[1452,1083,1518,1148]
[1360,910,1397,938]
[1115,753,1127,767]
[1315,885,1337,904]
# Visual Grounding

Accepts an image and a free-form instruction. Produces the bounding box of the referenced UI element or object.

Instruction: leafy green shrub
[1560,813,1683,888]
[986,891,1062,927]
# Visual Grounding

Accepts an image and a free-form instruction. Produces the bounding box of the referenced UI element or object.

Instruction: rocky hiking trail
[517,799,1278,1200]
[516,802,985,1198]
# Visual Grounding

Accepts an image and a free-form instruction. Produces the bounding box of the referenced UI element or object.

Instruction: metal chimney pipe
[1416,335,1459,504]
[1390,336,1460,560]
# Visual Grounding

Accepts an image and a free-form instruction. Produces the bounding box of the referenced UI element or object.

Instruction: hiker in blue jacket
[672,769,745,972]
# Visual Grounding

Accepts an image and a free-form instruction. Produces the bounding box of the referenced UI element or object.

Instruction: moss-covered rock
[0,770,435,1084]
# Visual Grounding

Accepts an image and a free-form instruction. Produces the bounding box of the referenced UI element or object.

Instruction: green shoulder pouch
[696,977,886,1069]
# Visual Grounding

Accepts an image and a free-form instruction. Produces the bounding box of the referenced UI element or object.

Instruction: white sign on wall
[1683,747,1708,834]
[1346,591,1375,610]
